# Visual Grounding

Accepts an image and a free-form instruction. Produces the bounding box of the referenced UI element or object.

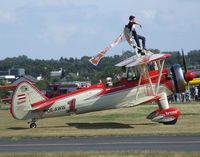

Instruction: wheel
[30,123,37,128]
[163,119,177,125]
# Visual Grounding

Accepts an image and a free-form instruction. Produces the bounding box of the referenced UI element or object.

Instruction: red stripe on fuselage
[17,94,25,97]
[18,97,26,100]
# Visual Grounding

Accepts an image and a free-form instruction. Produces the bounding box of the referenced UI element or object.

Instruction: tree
[0,49,199,85]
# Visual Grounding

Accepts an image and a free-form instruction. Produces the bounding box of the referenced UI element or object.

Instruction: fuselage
[32,68,174,120]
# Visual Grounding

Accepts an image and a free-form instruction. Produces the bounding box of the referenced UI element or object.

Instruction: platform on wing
[115,53,171,67]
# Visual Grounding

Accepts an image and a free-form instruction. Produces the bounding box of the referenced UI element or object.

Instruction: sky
[0,0,199,60]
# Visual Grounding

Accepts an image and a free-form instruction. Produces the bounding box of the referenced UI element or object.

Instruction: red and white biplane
[6,29,197,128]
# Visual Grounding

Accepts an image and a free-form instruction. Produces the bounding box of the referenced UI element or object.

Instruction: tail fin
[11,81,48,120]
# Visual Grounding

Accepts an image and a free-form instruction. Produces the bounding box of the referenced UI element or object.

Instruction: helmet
[106,77,112,82]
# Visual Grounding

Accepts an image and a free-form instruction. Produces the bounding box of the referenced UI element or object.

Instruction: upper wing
[115,55,138,67]
[115,53,171,67]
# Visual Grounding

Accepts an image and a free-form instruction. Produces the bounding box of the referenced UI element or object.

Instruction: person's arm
[135,22,142,28]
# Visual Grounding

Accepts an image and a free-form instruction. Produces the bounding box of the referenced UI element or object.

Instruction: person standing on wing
[126,15,146,54]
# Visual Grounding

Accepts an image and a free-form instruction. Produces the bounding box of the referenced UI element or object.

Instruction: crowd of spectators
[168,85,200,103]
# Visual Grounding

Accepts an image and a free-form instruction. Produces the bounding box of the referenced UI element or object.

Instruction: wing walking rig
[89,26,149,66]
[89,33,125,66]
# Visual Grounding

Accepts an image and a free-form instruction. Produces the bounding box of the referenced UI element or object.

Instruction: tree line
[0,49,200,85]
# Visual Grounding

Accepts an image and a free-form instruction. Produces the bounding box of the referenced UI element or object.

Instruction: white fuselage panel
[34,84,172,119]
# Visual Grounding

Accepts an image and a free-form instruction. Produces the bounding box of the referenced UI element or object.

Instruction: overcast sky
[0,0,199,59]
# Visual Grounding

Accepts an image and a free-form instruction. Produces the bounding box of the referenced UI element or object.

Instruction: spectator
[195,86,198,101]
[185,90,191,102]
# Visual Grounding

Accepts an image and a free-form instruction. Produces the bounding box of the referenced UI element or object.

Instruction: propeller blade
[181,49,187,73]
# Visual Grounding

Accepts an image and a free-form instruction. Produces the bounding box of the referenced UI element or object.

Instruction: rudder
[11,81,48,120]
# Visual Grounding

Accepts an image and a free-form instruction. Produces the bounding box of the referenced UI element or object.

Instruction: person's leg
[132,30,141,48]
[137,34,146,49]
[132,30,143,54]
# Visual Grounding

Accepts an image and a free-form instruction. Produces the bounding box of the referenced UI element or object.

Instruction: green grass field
[1,102,200,156]
[0,102,200,139]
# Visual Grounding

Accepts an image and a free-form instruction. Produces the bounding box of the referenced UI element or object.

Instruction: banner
[89,33,125,66]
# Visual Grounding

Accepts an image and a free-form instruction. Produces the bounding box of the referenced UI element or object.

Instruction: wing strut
[155,60,165,95]
[136,60,165,100]
[135,66,143,99]
[136,64,155,100]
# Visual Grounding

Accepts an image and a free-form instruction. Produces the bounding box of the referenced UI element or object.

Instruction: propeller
[181,49,196,83]
[170,49,196,93]
[181,49,187,73]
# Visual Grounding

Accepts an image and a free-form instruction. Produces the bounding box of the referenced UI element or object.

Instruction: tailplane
[11,81,48,120]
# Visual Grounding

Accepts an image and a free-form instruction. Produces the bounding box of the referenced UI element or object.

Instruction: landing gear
[147,93,180,125]
[163,119,177,125]
[28,118,37,128]
[30,122,37,128]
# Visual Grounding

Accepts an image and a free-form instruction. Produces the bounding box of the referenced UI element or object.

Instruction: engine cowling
[170,64,185,93]
[147,108,180,125]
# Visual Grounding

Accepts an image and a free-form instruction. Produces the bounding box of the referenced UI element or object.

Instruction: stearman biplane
[2,26,197,128]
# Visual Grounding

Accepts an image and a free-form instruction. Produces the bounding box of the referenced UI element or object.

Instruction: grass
[1,102,200,139]
[1,103,200,156]
[0,103,9,110]
[0,152,200,157]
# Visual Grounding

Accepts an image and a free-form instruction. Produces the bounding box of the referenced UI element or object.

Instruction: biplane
[2,27,197,128]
